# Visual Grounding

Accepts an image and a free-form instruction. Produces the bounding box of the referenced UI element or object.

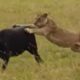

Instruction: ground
[0,0,80,80]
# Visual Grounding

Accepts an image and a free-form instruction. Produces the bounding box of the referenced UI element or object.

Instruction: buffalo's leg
[0,51,8,70]
[33,52,43,63]
[27,47,43,63]
[2,53,10,70]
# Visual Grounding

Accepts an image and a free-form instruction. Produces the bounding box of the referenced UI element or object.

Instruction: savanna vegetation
[0,0,80,80]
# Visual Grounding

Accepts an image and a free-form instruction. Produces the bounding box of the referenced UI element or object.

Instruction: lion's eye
[37,18,42,22]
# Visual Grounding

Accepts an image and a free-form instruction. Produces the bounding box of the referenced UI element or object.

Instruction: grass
[0,0,80,80]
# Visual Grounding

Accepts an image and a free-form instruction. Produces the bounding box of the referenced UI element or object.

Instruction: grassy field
[0,0,80,80]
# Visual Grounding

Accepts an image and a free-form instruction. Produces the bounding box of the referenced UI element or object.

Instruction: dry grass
[0,0,80,80]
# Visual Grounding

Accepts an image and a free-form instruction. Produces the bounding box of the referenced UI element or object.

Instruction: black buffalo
[0,25,42,70]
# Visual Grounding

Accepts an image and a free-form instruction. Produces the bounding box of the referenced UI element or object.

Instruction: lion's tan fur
[25,13,80,52]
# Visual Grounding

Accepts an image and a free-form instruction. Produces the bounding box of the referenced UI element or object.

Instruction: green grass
[0,0,80,80]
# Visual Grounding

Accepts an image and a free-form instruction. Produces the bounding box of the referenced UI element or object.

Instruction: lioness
[25,13,80,52]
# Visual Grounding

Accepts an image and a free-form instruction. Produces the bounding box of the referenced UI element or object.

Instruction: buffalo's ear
[42,13,48,18]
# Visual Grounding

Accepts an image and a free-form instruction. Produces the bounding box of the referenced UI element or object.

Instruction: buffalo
[0,24,42,70]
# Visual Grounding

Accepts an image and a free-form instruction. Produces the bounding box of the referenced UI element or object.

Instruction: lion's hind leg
[71,42,80,52]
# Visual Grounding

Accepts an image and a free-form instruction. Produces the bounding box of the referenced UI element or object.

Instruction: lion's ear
[43,13,48,18]
[36,12,42,17]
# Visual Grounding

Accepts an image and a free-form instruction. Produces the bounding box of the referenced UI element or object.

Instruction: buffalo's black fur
[0,25,42,70]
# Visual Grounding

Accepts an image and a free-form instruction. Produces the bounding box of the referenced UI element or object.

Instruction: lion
[25,13,80,52]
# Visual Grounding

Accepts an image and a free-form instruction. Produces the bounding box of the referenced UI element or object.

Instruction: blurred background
[0,0,80,80]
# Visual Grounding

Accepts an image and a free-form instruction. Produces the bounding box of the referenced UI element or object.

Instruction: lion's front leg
[25,28,34,33]
[25,28,45,35]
